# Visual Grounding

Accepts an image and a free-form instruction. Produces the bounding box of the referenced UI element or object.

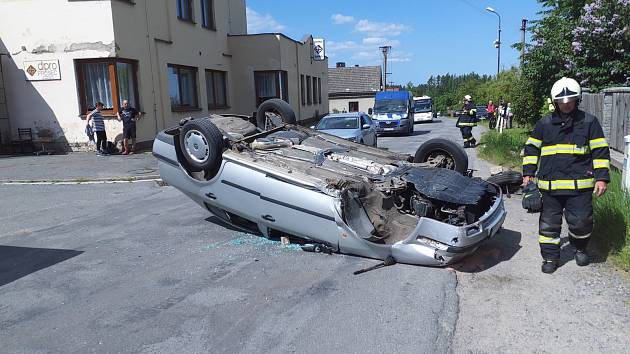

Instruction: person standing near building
[522,77,610,274]
[86,102,108,156]
[116,99,142,155]
[456,95,478,148]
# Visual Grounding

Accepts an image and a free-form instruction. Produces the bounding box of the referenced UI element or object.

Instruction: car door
[361,115,376,146]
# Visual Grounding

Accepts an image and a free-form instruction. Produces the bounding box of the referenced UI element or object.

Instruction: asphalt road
[0,118,468,354]
[2,118,627,353]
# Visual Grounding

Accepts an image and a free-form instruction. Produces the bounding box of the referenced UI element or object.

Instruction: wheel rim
[184,129,210,163]
[425,149,455,170]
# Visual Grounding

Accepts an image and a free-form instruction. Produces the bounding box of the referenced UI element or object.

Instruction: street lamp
[485,6,501,76]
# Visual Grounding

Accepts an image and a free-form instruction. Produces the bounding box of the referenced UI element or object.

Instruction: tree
[515,0,629,125]
[570,0,630,89]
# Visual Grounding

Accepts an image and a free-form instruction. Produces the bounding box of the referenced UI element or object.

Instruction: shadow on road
[410,130,431,136]
[452,228,522,273]
[0,245,83,287]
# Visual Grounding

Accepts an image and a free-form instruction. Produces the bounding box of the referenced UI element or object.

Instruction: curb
[0,175,162,185]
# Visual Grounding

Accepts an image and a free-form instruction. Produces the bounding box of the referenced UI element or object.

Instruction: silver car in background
[313,112,378,147]
[152,99,506,266]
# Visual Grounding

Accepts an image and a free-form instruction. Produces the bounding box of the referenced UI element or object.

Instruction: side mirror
[368,108,373,115]
[310,125,315,129]
[362,124,371,129]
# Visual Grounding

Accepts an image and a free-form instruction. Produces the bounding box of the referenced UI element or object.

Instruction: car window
[361,115,370,126]
[316,116,359,129]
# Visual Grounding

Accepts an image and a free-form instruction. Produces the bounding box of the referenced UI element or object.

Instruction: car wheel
[179,119,225,173]
[256,98,296,131]
[486,170,523,186]
[413,138,468,174]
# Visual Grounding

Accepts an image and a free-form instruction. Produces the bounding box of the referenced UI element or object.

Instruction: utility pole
[379,46,391,91]
[520,18,528,66]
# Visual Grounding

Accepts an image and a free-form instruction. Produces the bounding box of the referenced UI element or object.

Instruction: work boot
[575,250,590,266]
[541,260,558,274]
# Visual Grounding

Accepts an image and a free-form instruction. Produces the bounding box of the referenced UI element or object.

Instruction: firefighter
[522,77,610,274]
[456,95,478,148]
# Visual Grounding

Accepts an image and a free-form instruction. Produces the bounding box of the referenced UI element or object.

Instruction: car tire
[179,119,225,173]
[486,170,523,186]
[413,138,468,174]
[256,98,296,131]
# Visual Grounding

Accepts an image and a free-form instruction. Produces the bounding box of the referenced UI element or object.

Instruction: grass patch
[592,170,630,270]
[478,128,529,169]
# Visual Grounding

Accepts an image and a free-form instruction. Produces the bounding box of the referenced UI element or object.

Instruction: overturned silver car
[152,99,506,266]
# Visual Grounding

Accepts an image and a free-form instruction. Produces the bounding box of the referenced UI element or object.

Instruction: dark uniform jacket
[523,109,610,194]
[456,103,478,127]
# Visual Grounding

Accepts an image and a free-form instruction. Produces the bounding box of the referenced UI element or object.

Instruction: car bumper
[413,114,433,122]
[375,120,411,132]
[391,186,506,266]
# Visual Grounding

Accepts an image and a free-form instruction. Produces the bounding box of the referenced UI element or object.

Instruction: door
[361,114,376,146]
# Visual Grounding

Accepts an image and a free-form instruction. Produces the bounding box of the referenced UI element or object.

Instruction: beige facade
[0,0,326,151]
[228,34,328,121]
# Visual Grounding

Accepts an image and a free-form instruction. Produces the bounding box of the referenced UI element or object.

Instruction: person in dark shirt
[116,100,142,155]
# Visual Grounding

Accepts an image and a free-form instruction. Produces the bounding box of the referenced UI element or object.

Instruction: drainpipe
[295,38,302,121]
[0,53,12,144]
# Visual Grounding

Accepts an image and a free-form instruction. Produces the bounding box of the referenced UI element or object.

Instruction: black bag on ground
[106,141,119,154]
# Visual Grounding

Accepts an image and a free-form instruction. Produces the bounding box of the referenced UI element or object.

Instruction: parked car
[475,105,488,120]
[312,112,377,147]
[152,99,506,266]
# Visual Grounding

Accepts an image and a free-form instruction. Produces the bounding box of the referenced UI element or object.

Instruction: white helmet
[464,94,472,101]
[551,77,581,103]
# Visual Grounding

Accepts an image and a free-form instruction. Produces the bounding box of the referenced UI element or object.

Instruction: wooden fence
[581,87,630,152]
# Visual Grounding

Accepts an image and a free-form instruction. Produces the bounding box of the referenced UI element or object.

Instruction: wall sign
[313,38,325,61]
[24,59,61,81]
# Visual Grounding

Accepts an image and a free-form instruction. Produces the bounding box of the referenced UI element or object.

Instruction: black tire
[486,170,523,186]
[256,99,296,130]
[413,138,469,174]
[179,119,224,172]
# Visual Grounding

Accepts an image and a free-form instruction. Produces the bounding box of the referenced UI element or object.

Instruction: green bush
[593,170,630,270]
[478,128,529,169]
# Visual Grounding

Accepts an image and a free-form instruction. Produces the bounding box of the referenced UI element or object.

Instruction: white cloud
[354,19,410,37]
[331,13,355,25]
[246,7,286,33]
[327,38,412,67]
[362,37,400,47]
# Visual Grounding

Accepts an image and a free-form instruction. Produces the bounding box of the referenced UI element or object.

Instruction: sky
[245,0,543,85]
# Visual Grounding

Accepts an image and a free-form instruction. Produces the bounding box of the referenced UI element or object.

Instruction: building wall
[0,0,116,147]
[111,0,246,143]
[329,96,375,114]
[228,34,328,121]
